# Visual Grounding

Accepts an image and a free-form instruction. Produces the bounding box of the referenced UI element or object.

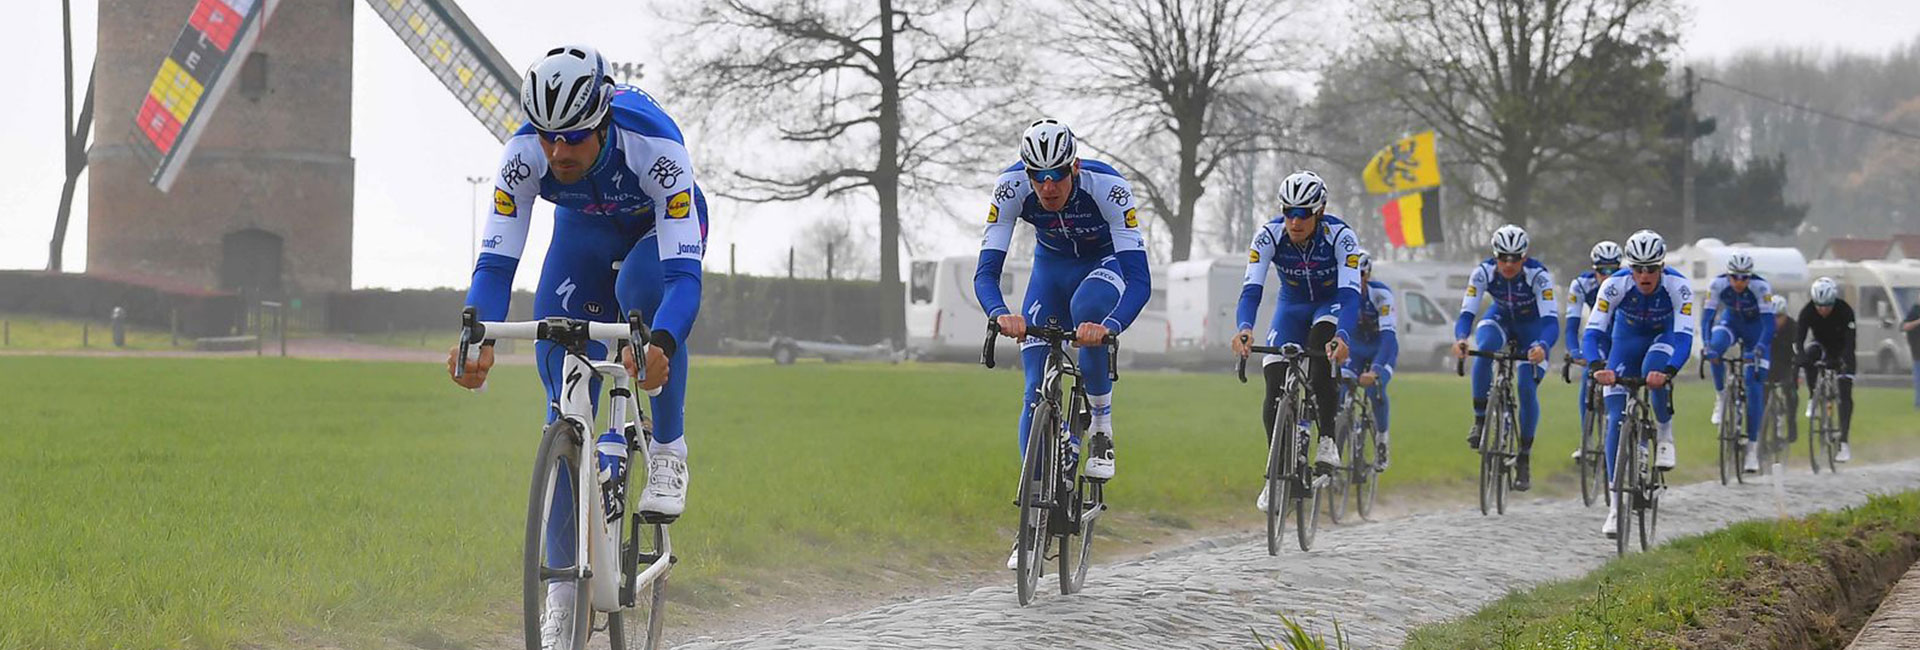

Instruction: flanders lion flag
[1380,189,1444,248]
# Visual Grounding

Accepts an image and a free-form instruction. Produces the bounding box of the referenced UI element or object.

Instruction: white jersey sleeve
[1705,275,1729,313]
[1755,278,1776,315]
[1241,223,1280,289]
[618,131,705,263]
[1532,265,1558,321]
[1333,225,1362,296]
[1459,263,1490,317]
[1668,275,1698,340]
[1088,172,1145,254]
[478,135,547,261]
[1586,275,1625,335]
[979,171,1026,254]
[1374,285,1398,333]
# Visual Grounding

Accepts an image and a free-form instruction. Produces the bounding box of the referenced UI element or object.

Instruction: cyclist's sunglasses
[1027,167,1072,184]
[1631,263,1663,274]
[538,128,597,145]
[1595,264,1620,275]
[1496,253,1525,263]
[1728,273,1752,281]
[1281,207,1318,221]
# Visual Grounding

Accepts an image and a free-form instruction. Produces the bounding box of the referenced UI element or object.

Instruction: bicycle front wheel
[1612,419,1637,558]
[525,420,592,650]
[1326,406,1353,524]
[1579,389,1600,507]
[1014,406,1055,605]
[1266,397,1293,556]
[1352,413,1378,521]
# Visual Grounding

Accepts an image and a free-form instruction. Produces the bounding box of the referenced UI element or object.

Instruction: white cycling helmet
[1726,250,1756,275]
[521,45,614,132]
[1623,229,1666,266]
[1019,119,1077,171]
[1490,225,1529,256]
[1277,171,1328,214]
[1590,240,1622,267]
[1356,250,1373,276]
[1811,277,1840,306]
[1770,295,1788,313]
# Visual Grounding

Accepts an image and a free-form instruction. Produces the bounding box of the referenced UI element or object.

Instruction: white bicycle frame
[476,319,672,614]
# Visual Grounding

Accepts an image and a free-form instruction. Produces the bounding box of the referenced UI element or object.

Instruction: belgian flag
[1380,188,1444,248]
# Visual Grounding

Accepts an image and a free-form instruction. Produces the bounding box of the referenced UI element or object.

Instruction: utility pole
[464,176,487,269]
[1681,66,1697,247]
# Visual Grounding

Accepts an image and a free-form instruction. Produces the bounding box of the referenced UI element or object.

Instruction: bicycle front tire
[524,419,593,650]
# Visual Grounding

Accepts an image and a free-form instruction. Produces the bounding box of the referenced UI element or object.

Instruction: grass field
[0,314,179,350]
[1,356,1917,649]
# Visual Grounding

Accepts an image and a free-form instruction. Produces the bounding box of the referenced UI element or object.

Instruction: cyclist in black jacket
[1768,295,1800,443]
[1797,277,1855,462]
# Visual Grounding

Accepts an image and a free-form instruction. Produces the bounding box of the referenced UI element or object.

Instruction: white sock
[1378,429,1390,445]
[1658,420,1675,444]
[650,436,688,460]
[547,580,576,603]
[1089,393,1113,436]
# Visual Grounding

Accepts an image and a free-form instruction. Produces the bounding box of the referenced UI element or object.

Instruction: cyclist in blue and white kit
[1346,250,1398,470]
[976,119,1150,569]
[1231,171,1360,511]
[1701,250,1777,474]
[443,46,705,646]
[1585,229,1695,537]
[1565,241,1622,455]
[1453,225,1557,491]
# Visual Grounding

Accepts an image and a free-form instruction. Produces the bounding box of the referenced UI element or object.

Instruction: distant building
[88,0,355,297]
[1818,238,1897,262]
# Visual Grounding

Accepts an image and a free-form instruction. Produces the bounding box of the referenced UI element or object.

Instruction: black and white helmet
[1726,250,1756,274]
[1277,171,1328,213]
[1811,277,1840,305]
[1490,225,1529,256]
[1590,240,1622,267]
[520,45,613,132]
[1623,229,1666,266]
[1019,119,1077,171]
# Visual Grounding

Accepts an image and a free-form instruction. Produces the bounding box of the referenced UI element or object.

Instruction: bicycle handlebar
[981,320,1120,382]
[456,307,662,396]
[1233,342,1326,383]
[1455,347,1531,377]
[1561,355,1594,384]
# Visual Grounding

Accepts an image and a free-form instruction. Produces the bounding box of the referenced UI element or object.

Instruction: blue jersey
[1235,214,1363,338]
[1453,257,1558,347]
[467,86,705,345]
[973,159,1151,332]
[1583,267,1698,366]
[1354,279,1400,371]
[1563,270,1609,357]
[1703,273,1776,326]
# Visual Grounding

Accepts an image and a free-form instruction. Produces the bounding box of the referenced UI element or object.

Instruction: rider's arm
[1094,174,1151,333]
[464,136,546,321]
[1333,226,1363,341]
[1702,275,1726,336]
[1563,276,1586,358]
[1235,225,1278,331]
[1653,274,1699,373]
[1531,265,1559,351]
[1453,263,1489,340]
[1583,276,1622,365]
[1375,286,1399,379]
[1840,302,1858,358]
[973,172,1023,319]
[1754,279,1777,360]
[628,133,705,354]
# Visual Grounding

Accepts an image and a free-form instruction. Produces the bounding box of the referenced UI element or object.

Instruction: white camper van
[1162,256,1459,370]
[1806,259,1920,374]
[906,255,1171,366]
[1666,239,1812,360]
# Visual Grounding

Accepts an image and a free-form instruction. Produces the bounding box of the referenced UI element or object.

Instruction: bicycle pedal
[637,511,680,525]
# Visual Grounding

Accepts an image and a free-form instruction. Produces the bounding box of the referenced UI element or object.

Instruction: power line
[1698,76,1920,142]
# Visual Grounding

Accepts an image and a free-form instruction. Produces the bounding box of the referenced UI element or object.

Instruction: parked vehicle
[1806,259,1920,374]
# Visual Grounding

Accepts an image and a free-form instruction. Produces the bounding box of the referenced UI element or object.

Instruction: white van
[906,255,1171,366]
[1161,256,1458,371]
[1806,259,1920,374]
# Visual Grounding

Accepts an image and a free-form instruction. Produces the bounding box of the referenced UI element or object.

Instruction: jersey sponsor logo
[1543,288,1555,301]
[666,190,692,219]
[1249,249,1260,264]
[556,277,577,311]
[1107,185,1132,206]
[678,242,704,256]
[584,301,603,316]
[1124,207,1138,228]
[1380,305,1392,316]
[1681,302,1693,316]
[1466,286,1479,297]
[987,204,999,224]
[649,156,685,188]
[994,180,1019,202]
[500,153,532,190]
[1596,299,1611,312]
[481,234,504,249]
[493,189,516,216]
[1344,253,1361,269]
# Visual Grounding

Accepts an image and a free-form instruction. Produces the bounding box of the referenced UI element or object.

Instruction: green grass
[0,357,1915,649]
[1401,490,1920,649]
[0,313,180,350]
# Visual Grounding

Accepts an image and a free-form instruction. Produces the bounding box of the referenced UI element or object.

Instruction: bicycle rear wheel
[1716,391,1737,485]
[525,420,592,650]
[1352,412,1378,521]
[1579,388,1600,507]
[1013,406,1055,605]
[1612,419,1637,558]
[613,468,672,650]
[1326,406,1353,524]
[1639,469,1662,551]
[1297,469,1318,552]
[1495,403,1516,515]
[1061,479,1100,594]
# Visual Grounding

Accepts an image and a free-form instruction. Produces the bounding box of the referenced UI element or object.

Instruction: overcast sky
[2,0,1916,289]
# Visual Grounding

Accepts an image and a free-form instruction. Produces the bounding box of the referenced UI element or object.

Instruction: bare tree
[1051,0,1305,262]
[664,0,1015,343]
[1360,0,1680,230]
[794,214,878,280]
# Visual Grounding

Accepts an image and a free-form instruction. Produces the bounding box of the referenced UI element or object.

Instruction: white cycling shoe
[1837,442,1852,463]
[1006,545,1020,571]
[1083,432,1116,480]
[1655,442,1677,470]
[1710,397,1724,425]
[1314,437,1342,468]
[541,584,576,650]
[1255,484,1272,512]
[638,452,689,517]
[1602,501,1619,538]
[1742,441,1761,473]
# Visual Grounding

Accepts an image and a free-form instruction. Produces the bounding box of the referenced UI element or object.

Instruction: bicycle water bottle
[596,431,628,525]
[1062,434,1082,479]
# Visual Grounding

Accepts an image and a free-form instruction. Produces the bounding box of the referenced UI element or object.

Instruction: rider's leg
[1839,366,1856,443]
[1602,391,1627,485]
[1470,318,1507,418]
[1013,259,1074,458]
[532,207,625,584]
[1642,337,1677,453]
[1072,259,1123,478]
[1307,319,1340,441]
[1740,329,1767,443]
[1706,325,1734,392]
[1260,302,1315,441]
